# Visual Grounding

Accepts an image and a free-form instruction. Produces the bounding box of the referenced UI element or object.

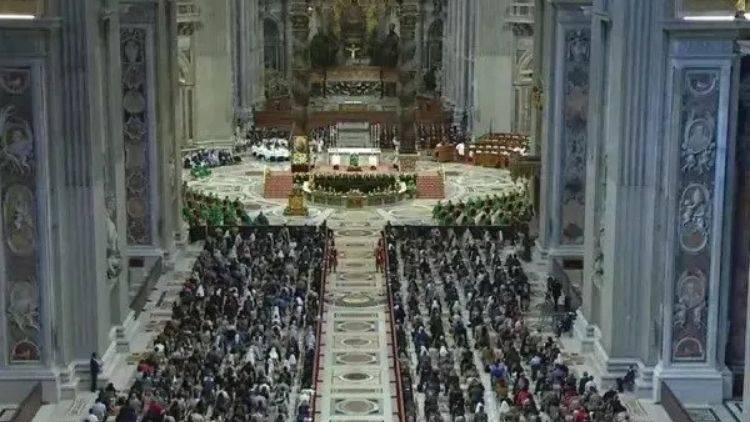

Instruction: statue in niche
[310,28,339,68]
[106,199,123,280]
[379,24,400,68]
[340,0,367,60]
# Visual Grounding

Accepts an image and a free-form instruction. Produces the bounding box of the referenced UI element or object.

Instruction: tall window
[425,19,443,71]
[264,18,283,71]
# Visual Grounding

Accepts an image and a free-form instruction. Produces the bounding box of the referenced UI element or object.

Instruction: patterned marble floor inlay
[335,320,377,333]
[335,352,380,365]
[333,398,382,416]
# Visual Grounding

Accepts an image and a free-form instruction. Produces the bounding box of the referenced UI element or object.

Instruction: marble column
[399,0,419,157]
[473,0,516,135]
[653,36,737,405]
[745,258,750,420]
[290,0,310,114]
[155,0,179,266]
[120,3,160,257]
[192,0,233,145]
[176,2,199,148]
[574,0,667,396]
[233,0,264,119]
[100,0,132,347]
[537,0,591,259]
[728,51,750,398]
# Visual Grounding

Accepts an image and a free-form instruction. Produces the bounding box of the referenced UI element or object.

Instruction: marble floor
[34,155,681,421]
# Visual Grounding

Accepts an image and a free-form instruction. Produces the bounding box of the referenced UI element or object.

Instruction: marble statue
[106,205,123,280]
[380,24,400,68]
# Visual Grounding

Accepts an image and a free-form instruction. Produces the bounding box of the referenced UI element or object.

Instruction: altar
[328,147,382,168]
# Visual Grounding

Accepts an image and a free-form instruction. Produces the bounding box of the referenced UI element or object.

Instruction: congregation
[384,226,631,422]
[89,226,330,422]
[183,149,241,170]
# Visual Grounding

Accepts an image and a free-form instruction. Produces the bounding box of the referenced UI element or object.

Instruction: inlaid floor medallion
[335,352,379,365]
[333,398,381,416]
[335,320,376,332]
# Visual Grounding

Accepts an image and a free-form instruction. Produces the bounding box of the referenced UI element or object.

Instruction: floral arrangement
[292,151,309,165]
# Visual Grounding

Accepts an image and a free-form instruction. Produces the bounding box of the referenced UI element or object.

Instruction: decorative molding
[669,66,723,363]
[120,27,154,246]
[559,26,591,246]
[0,65,43,364]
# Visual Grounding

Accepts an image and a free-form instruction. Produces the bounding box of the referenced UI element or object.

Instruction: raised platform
[263,167,444,201]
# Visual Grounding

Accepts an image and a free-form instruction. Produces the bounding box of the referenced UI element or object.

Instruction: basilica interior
[0,0,750,421]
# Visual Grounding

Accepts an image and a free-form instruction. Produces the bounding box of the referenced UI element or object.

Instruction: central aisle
[316,212,397,421]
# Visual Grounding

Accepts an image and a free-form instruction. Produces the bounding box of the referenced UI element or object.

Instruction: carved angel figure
[681,187,709,234]
[106,206,122,279]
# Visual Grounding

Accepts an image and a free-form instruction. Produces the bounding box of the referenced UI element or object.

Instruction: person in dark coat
[89,352,101,392]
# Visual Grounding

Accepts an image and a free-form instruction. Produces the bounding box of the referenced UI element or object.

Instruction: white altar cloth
[328,147,382,167]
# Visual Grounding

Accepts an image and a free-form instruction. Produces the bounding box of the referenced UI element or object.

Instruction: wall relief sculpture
[3,184,36,256]
[121,27,153,246]
[0,105,34,174]
[670,67,722,362]
[0,65,43,363]
[672,269,708,360]
[681,110,716,175]
[679,183,711,253]
[106,201,122,280]
[6,278,40,333]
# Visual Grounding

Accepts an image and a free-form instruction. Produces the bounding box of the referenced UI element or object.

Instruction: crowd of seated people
[234,127,292,162]
[184,149,241,170]
[251,138,290,162]
[91,226,329,422]
[182,189,268,231]
[433,190,533,228]
[385,226,630,422]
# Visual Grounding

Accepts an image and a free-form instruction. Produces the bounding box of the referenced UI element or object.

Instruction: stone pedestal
[398,154,418,172]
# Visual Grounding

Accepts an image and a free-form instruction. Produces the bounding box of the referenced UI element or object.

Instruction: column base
[0,368,62,403]
[398,154,419,172]
[534,239,549,260]
[114,310,139,353]
[573,312,654,398]
[573,309,596,352]
[194,138,234,149]
[547,244,584,260]
[653,363,731,405]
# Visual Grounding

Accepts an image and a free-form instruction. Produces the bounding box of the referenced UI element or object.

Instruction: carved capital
[511,23,533,37]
